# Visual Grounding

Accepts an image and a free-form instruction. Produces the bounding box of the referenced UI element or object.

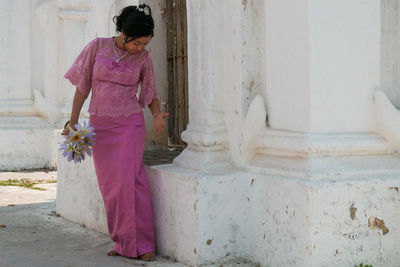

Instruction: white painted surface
[374,90,400,153]
[174,0,231,171]
[265,0,311,132]
[222,1,268,166]
[57,146,400,267]
[0,0,168,170]
[53,0,400,266]
[265,0,379,133]
[0,117,54,170]
[0,0,31,102]
[147,166,199,265]
[307,179,400,267]
[381,0,400,109]
[56,132,108,234]
[308,0,379,133]
[147,163,400,267]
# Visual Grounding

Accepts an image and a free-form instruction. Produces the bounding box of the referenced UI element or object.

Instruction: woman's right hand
[153,113,168,134]
[63,121,77,136]
[64,127,70,136]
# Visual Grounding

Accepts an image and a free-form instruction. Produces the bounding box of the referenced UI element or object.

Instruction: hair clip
[137,6,150,15]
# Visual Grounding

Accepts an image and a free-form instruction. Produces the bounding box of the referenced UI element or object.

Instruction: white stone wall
[172,0,400,266]
[56,0,400,266]
[55,130,108,234]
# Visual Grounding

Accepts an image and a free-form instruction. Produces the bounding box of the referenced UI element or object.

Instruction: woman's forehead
[129,36,151,44]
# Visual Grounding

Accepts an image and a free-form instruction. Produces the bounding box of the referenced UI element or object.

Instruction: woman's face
[122,34,152,54]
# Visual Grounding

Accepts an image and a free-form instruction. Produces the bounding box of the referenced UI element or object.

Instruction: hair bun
[113,4,154,39]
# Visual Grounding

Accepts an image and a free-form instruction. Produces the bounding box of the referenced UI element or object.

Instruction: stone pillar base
[148,159,400,267]
[0,117,57,170]
[173,148,232,173]
[57,143,400,266]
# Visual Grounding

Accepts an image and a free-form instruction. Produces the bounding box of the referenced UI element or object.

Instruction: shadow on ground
[0,201,187,267]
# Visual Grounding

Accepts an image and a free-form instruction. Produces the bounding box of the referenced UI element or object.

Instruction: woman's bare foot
[139,252,155,261]
[107,250,119,256]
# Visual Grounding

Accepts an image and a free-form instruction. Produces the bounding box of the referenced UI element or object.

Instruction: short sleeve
[139,52,159,107]
[64,38,98,98]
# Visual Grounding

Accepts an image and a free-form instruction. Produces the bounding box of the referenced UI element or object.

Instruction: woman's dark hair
[113,4,154,40]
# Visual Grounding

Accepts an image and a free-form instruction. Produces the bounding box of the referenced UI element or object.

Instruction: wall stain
[389,186,399,193]
[242,0,247,11]
[249,80,255,92]
[368,216,389,235]
[349,204,357,220]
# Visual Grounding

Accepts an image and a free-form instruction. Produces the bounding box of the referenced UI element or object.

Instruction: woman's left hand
[153,113,168,134]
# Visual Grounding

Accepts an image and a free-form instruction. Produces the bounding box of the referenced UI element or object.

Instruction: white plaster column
[248,0,391,174]
[239,2,400,266]
[222,0,267,166]
[265,0,379,133]
[57,1,93,117]
[381,0,400,109]
[173,0,231,172]
[31,0,59,104]
[0,0,35,117]
[0,0,53,170]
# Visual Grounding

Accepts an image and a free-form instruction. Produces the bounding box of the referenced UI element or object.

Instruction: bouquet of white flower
[60,121,95,163]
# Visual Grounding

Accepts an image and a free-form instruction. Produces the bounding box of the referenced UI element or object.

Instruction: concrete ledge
[147,163,400,267]
[57,151,400,266]
[0,117,55,171]
[147,164,302,266]
[56,149,108,234]
[56,149,255,266]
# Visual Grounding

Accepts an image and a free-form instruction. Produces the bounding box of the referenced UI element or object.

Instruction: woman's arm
[148,98,168,134]
[148,98,161,116]
[64,88,87,135]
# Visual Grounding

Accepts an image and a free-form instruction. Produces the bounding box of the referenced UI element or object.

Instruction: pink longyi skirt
[90,112,155,257]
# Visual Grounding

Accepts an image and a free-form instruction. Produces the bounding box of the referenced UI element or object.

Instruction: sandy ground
[0,202,190,267]
[0,171,188,267]
[0,183,57,207]
[0,171,256,267]
[0,170,57,182]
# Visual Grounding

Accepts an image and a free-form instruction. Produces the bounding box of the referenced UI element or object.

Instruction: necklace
[113,37,129,63]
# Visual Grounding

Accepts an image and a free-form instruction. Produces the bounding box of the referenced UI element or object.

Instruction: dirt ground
[0,170,187,267]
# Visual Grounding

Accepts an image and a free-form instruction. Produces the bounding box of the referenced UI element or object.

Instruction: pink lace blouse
[64,37,158,118]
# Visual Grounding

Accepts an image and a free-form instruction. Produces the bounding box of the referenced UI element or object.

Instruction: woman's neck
[115,36,126,50]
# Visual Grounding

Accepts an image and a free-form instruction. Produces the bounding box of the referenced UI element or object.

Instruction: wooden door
[166,0,188,146]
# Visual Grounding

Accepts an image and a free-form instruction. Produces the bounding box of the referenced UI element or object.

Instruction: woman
[64,4,167,261]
